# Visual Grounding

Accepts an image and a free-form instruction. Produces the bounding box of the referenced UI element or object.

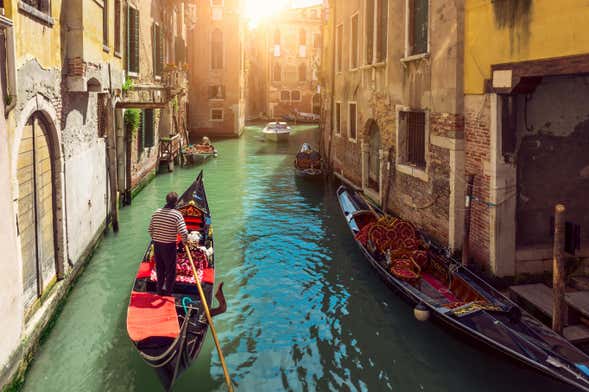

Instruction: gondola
[126,171,226,391]
[337,185,589,392]
[294,143,323,178]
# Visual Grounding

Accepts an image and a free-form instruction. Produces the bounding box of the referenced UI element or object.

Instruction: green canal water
[22,125,573,392]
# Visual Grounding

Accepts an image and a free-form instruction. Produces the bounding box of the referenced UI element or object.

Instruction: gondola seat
[127,291,180,342]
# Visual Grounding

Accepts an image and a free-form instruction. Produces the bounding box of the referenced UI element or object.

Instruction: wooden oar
[184,244,234,392]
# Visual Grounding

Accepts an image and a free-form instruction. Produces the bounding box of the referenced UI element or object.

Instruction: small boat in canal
[262,121,291,142]
[337,185,589,392]
[181,137,218,165]
[126,171,226,391]
[294,143,323,178]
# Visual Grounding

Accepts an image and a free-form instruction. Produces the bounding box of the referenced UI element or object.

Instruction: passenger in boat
[148,192,188,296]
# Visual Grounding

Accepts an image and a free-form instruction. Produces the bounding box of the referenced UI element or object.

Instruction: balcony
[163,65,188,96]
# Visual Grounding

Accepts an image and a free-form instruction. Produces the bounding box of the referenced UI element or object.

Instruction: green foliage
[171,96,178,113]
[4,94,13,107]
[124,108,141,134]
[122,77,134,94]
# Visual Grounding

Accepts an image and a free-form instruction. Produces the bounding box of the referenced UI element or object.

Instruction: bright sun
[243,0,291,28]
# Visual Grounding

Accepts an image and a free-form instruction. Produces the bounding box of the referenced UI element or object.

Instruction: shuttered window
[335,102,341,135]
[336,24,343,72]
[349,103,357,140]
[143,109,155,148]
[291,90,301,101]
[350,14,359,69]
[401,111,426,168]
[128,6,139,74]
[299,29,306,45]
[409,0,428,55]
[272,63,281,82]
[298,63,306,81]
[280,91,290,101]
[376,0,387,62]
[153,23,163,77]
[114,0,121,54]
[103,0,109,47]
[365,0,374,64]
[211,29,223,69]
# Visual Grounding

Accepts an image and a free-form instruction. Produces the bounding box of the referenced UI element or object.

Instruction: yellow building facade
[464,0,589,276]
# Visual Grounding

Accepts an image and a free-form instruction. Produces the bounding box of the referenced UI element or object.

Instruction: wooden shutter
[376,0,387,62]
[128,7,139,73]
[143,109,155,147]
[365,0,374,64]
[407,111,426,168]
[114,0,121,53]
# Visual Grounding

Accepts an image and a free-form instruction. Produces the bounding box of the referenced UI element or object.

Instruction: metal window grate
[405,111,426,168]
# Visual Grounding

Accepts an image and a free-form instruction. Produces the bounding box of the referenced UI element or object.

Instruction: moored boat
[262,121,291,142]
[294,143,323,178]
[181,137,218,165]
[126,171,226,391]
[337,185,589,392]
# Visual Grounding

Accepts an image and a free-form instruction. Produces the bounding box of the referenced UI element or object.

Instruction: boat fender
[414,302,430,322]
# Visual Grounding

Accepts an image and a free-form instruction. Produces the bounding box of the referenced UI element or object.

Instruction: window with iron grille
[208,85,225,100]
[153,23,164,77]
[400,110,426,168]
[365,0,374,64]
[211,29,223,69]
[210,108,223,121]
[280,91,290,101]
[376,0,387,62]
[336,24,343,72]
[127,6,139,74]
[114,0,121,54]
[408,0,428,55]
[272,63,281,82]
[335,102,341,135]
[291,90,301,101]
[103,0,108,47]
[350,14,358,69]
[349,103,357,140]
[298,63,306,81]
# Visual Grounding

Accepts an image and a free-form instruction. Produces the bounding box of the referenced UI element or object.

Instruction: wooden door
[17,114,56,310]
[368,121,381,190]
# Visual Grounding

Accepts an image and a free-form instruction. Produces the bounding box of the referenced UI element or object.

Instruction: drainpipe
[326,0,336,172]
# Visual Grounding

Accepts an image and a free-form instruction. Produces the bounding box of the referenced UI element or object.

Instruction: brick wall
[464,95,491,266]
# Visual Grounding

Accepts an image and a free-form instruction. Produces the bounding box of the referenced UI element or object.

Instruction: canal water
[22,125,573,392]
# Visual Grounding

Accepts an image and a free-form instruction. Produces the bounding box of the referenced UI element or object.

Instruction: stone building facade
[320,0,465,252]
[464,0,589,276]
[251,5,322,120]
[0,0,188,387]
[187,0,245,137]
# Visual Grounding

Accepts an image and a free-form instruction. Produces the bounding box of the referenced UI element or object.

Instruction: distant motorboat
[262,122,291,142]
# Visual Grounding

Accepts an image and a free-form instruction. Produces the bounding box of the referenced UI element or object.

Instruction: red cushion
[136,261,154,279]
[127,291,179,342]
[202,268,215,284]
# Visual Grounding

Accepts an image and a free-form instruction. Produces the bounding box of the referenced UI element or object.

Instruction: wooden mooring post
[552,203,566,334]
[462,175,475,266]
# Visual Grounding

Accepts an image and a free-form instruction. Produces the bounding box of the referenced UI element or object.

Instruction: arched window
[299,29,306,45]
[273,29,281,45]
[298,63,306,81]
[211,29,223,69]
[272,63,281,82]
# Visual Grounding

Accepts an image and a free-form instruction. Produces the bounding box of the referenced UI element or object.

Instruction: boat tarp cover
[127,291,180,342]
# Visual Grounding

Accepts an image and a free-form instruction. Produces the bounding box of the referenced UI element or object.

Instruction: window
[208,85,225,100]
[350,13,359,69]
[376,0,387,62]
[114,0,121,54]
[272,63,281,82]
[211,0,223,20]
[127,6,139,75]
[335,102,341,135]
[298,63,306,81]
[365,0,374,64]
[20,0,51,18]
[336,24,343,73]
[348,103,357,140]
[299,29,306,46]
[103,0,109,48]
[153,23,163,77]
[399,110,426,168]
[313,33,321,49]
[211,29,223,69]
[291,90,301,101]
[143,109,155,148]
[210,108,224,121]
[211,0,223,5]
[280,91,290,101]
[273,29,280,45]
[408,0,428,56]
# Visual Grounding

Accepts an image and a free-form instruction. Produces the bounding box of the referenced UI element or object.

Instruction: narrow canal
[22,126,572,392]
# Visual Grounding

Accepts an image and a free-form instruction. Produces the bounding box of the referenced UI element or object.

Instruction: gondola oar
[184,244,234,392]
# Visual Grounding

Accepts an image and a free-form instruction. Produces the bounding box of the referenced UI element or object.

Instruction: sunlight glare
[244,0,291,29]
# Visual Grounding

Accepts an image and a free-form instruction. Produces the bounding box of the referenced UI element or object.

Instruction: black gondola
[337,184,589,392]
[294,143,323,178]
[126,171,225,391]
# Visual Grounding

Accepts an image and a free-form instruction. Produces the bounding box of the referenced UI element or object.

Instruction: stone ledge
[17,1,54,26]
[396,163,429,182]
[430,135,464,151]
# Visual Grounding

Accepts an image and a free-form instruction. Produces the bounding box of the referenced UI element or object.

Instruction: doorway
[367,120,381,191]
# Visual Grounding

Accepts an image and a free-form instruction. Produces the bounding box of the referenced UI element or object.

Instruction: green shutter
[144,109,155,147]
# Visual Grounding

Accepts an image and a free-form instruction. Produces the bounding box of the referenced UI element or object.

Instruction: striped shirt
[148,208,188,244]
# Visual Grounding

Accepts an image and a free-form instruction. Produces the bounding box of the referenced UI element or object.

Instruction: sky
[244,0,323,28]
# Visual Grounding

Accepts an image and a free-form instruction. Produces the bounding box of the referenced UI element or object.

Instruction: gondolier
[148,192,188,295]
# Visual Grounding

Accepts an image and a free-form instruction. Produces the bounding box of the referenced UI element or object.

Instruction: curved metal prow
[211,282,227,317]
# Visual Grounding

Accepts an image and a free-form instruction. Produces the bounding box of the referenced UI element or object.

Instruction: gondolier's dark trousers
[154,242,177,295]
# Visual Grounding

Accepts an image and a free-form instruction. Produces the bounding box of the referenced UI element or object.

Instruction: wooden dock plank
[509,283,554,318]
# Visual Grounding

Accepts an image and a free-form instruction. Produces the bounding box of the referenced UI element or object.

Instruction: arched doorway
[17,112,57,310]
[367,120,381,191]
[312,94,321,115]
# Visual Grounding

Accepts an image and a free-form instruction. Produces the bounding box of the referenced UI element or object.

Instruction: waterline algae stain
[21,126,572,391]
